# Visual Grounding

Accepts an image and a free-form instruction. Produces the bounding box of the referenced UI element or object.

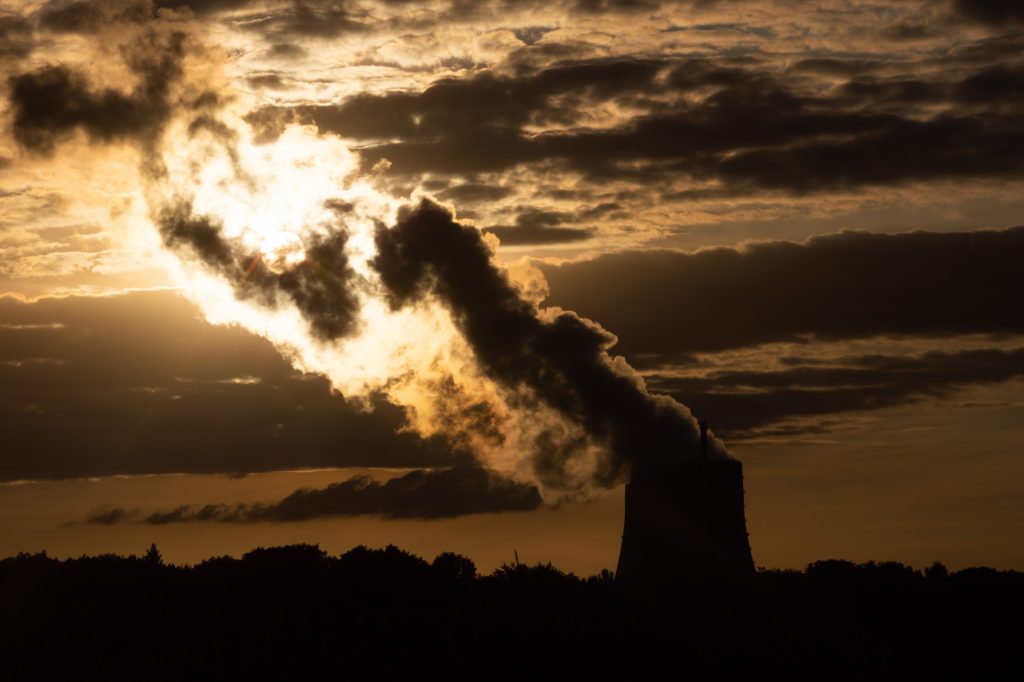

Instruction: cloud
[36,0,154,34]
[353,101,1024,191]
[572,0,659,14]
[251,57,673,142]
[7,29,188,154]
[787,58,887,77]
[955,65,1024,107]
[154,0,260,15]
[952,0,1024,26]
[0,290,464,482]
[483,206,602,245]
[485,225,593,245]
[265,41,306,58]
[86,465,543,523]
[240,49,1024,194]
[650,347,1024,438]
[0,13,33,58]
[246,73,291,91]
[224,0,369,40]
[436,183,514,203]
[667,21,776,38]
[512,25,555,45]
[84,505,139,525]
[540,227,1024,359]
[707,113,1024,191]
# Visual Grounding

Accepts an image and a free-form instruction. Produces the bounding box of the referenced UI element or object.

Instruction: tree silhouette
[431,551,477,581]
[2,545,1022,676]
[143,543,162,565]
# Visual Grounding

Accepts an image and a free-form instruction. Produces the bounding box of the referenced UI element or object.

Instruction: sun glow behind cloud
[151,119,451,393]
[177,125,380,271]
[144,109,600,495]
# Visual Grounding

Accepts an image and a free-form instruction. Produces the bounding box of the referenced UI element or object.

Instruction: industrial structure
[616,421,755,583]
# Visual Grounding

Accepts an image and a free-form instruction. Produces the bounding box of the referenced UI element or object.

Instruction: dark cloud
[436,182,514,203]
[512,25,555,45]
[0,13,33,58]
[246,73,289,89]
[710,113,1024,191]
[373,199,716,490]
[955,65,1024,107]
[952,0,1024,26]
[540,227,1024,359]
[572,0,658,14]
[101,465,543,523]
[787,58,887,77]
[154,0,260,14]
[85,505,139,525]
[37,0,154,33]
[881,20,934,41]
[504,40,598,70]
[355,101,1024,191]
[835,76,947,109]
[485,225,593,245]
[253,57,672,142]
[483,206,598,244]
[265,42,307,58]
[0,290,463,482]
[667,21,776,38]
[942,33,1024,65]
[651,348,1024,438]
[7,29,186,154]
[247,51,1024,192]
[228,1,368,40]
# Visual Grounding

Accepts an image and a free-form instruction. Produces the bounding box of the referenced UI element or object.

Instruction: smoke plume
[157,202,361,341]
[4,11,723,500]
[374,199,721,487]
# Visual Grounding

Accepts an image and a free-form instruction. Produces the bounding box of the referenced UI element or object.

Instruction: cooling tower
[616,424,755,583]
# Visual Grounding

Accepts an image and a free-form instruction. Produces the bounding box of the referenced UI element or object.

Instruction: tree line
[2,543,1021,676]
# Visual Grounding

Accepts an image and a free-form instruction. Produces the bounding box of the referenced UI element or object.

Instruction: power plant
[616,421,755,583]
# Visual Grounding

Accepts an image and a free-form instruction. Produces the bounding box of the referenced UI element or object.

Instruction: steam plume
[4,15,723,499]
[374,199,723,487]
[157,202,360,341]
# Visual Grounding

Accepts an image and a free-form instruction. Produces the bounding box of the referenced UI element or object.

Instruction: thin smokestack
[700,420,708,458]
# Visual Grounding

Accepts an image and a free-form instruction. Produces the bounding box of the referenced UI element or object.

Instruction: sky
[1,0,1022,574]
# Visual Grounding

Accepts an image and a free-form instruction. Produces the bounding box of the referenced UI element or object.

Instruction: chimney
[699,420,708,458]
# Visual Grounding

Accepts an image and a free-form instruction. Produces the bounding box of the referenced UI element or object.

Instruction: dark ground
[2,544,1021,678]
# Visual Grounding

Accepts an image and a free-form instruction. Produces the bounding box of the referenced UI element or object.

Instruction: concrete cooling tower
[616,422,755,583]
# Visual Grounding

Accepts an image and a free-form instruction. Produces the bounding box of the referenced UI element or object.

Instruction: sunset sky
[1,0,1022,574]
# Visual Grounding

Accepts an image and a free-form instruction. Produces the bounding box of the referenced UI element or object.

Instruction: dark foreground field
[2,544,1021,677]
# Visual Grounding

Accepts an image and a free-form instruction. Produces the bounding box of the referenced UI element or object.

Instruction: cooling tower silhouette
[616,422,755,582]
